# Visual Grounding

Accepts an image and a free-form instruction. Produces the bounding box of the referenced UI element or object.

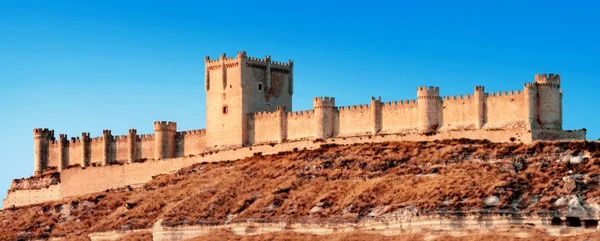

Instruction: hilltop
[1,139,600,241]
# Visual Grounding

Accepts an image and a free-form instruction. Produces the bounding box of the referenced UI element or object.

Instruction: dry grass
[1,140,599,240]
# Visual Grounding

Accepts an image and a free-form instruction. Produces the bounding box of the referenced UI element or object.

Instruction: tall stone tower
[33,128,53,175]
[535,73,562,130]
[204,51,294,149]
[154,121,177,160]
[313,97,335,139]
[473,86,486,129]
[417,86,441,133]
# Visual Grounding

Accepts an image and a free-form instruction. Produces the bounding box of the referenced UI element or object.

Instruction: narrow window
[258,84,262,90]
[223,106,228,114]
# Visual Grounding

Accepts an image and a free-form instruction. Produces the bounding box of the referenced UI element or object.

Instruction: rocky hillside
[1,139,600,241]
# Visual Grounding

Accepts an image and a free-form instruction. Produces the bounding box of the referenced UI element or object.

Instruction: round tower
[33,128,45,175]
[81,132,91,167]
[154,121,177,160]
[417,86,440,133]
[473,86,486,129]
[33,128,48,175]
[313,97,335,139]
[58,134,68,171]
[127,129,137,164]
[102,130,113,165]
[535,73,562,130]
[523,82,538,129]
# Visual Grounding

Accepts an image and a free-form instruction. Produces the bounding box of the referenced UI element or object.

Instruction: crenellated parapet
[417,86,440,99]
[487,90,522,98]
[382,99,417,108]
[535,73,560,87]
[442,94,473,102]
[313,97,335,109]
[287,110,314,117]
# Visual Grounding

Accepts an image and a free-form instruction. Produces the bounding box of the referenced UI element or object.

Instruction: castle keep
[4,51,585,208]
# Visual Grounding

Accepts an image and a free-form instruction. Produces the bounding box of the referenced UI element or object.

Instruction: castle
[4,51,586,208]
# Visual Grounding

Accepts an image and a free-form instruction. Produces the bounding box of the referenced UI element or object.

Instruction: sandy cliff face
[1,140,600,241]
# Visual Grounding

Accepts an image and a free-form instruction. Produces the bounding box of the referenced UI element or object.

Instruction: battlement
[338,104,371,111]
[114,135,128,142]
[252,111,274,118]
[205,51,293,70]
[475,86,485,91]
[69,137,81,144]
[176,129,206,136]
[382,99,417,108]
[442,94,473,101]
[524,82,537,89]
[140,134,154,141]
[287,110,314,117]
[82,132,91,140]
[154,121,177,132]
[417,86,440,99]
[487,90,522,97]
[33,128,50,135]
[313,96,335,108]
[128,129,137,135]
[535,73,560,86]
[102,130,112,136]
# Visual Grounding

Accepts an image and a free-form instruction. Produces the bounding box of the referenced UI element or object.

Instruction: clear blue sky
[1,0,598,207]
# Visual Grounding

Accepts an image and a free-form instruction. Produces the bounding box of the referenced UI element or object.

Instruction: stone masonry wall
[380,100,418,134]
[176,130,206,157]
[286,110,314,141]
[337,104,373,137]
[114,136,129,162]
[47,142,60,169]
[248,111,280,144]
[485,90,526,129]
[441,94,476,131]
[3,184,60,208]
[139,135,155,160]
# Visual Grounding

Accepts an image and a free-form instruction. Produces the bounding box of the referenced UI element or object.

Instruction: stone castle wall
[3,128,586,208]
[3,184,60,208]
[33,77,581,174]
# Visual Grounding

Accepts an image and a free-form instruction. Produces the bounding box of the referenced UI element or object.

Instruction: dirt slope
[1,139,599,240]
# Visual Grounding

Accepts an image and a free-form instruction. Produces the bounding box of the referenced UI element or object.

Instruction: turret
[534,73,562,130]
[81,132,91,167]
[127,129,137,164]
[371,96,382,136]
[276,106,287,143]
[473,86,486,129]
[523,82,538,129]
[102,130,113,165]
[33,128,52,175]
[313,97,335,139]
[58,134,68,171]
[417,86,441,133]
[154,121,177,160]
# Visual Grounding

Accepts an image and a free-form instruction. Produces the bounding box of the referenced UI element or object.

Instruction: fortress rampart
[3,52,586,209]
